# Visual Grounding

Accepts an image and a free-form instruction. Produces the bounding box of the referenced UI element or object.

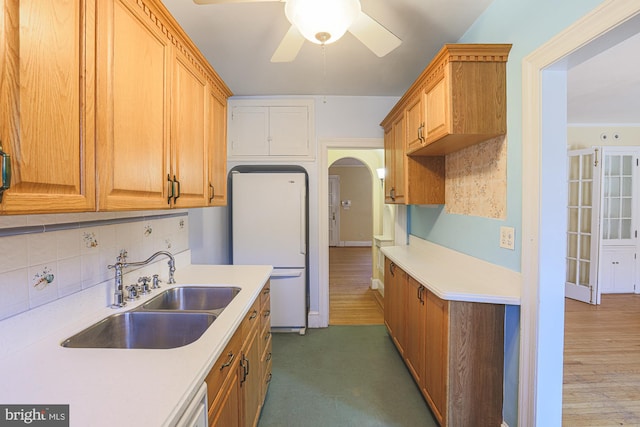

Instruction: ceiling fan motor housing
[284,0,361,45]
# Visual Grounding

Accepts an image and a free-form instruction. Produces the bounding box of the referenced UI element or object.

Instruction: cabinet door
[96,0,171,210]
[209,365,241,427]
[0,0,96,214]
[242,325,262,427]
[424,71,449,144]
[383,126,395,203]
[405,94,424,153]
[228,107,269,156]
[171,50,208,207]
[269,106,310,156]
[599,247,636,293]
[423,290,448,425]
[391,114,406,204]
[384,259,407,354]
[207,89,228,206]
[405,277,425,385]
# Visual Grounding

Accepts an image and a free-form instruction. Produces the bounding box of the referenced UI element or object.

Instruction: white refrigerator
[231,171,307,332]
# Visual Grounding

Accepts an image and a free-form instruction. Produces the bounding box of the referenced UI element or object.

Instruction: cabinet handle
[390,187,396,201]
[167,174,173,204]
[219,351,234,371]
[266,353,272,362]
[0,143,11,203]
[263,287,270,295]
[240,356,247,385]
[208,183,214,203]
[389,262,396,277]
[263,310,271,318]
[250,310,258,320]
[172,175,180,201]
[264,331,271,341]
[265,373,272,384]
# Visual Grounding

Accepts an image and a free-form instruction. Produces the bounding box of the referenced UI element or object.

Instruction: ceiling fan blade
[348,11,402,57]
[193,0,278,5]
[271,25,305,63]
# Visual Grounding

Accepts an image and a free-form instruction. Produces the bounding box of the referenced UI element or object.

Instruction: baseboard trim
[339,241,372,247]
[371,278,384,296]
[307,311,326,328]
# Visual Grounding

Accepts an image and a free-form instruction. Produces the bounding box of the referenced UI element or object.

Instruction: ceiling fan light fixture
[285,0,361,45]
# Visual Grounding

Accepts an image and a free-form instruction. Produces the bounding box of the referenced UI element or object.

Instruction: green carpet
[258,325,438,427]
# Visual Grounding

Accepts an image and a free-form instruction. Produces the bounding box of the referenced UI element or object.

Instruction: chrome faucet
[107,250,129,308]
[107,250,176,308]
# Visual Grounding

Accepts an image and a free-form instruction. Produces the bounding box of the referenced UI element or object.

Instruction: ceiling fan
[193,0,402,62]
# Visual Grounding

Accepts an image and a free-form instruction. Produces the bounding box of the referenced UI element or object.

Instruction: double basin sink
[61,286,240,350]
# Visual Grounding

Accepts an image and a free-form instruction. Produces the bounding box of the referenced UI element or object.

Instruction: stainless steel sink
[141,286,240,314]
[61,311,216,349]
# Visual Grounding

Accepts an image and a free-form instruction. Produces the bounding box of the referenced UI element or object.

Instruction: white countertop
[0,259,272,427]
[381,236,521,305]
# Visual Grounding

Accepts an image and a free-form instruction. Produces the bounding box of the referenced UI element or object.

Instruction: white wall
[568,125,640,149]
[189,95,398,324]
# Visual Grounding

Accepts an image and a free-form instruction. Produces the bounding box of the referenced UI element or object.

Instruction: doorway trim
[521,1,640,425]
[314,138,383,328]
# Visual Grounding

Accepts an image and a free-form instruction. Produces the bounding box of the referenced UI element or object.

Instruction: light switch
[500,226,515,250]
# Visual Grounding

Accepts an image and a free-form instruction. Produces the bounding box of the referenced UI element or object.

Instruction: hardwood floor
[329,247,384,325]
[563,294,640,426]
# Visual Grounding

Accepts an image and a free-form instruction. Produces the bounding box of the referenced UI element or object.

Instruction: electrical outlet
[500,226,515,250]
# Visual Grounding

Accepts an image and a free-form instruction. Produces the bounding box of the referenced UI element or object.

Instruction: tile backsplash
[0,210,189,321]
[445,135,507,219]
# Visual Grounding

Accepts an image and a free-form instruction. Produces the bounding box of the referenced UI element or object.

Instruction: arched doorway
[327,157,382,324]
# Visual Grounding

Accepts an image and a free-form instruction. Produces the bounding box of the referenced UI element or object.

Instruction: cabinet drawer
[260,281,271,308]
[243,298,261,338]
[262,357,272,389]
[261,298,271,332]
[205,330,241,409]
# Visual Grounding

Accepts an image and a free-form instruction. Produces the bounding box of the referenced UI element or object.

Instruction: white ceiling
[568,31,640,125]
[160,0,493,96]
[161,0,640,125]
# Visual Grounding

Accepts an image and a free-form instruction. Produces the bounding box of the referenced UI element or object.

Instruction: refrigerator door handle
[300,185,306,255]
[271,271,303,278]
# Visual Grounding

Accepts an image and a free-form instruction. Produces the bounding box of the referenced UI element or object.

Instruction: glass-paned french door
[566,147,639,304]
[602,153,634,242]
[566,148,600,304]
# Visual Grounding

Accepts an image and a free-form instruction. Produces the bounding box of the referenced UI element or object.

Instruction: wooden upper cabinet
[0,0,96,214]
[207,88,228,206]
[96,0,171,210]
[407,44,511,156]
[405,94,424,154]
[391,113,406,204]
[96,0,231,211]
[171,49,208,208]
[381,111,445,206]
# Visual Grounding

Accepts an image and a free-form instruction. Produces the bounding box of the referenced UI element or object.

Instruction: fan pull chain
[322,44,327,104]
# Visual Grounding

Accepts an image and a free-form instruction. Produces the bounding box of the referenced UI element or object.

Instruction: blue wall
[408,0,605,425]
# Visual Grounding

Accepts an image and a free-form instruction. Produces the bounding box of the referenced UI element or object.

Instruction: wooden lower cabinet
[405,276,426,385]
[209,361,241,427]
[242,306,262,427]
[384,260,504,427]
[384,258,407,355]
[423,289,448,424]
[206,281,272,427]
